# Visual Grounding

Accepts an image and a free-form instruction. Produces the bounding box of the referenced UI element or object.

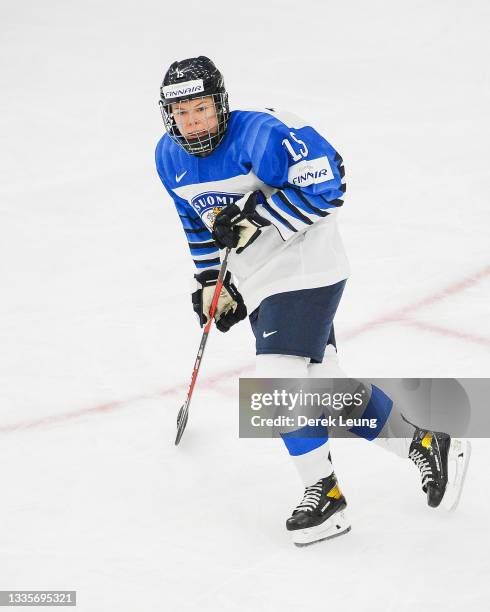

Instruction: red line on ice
[342,264,490,341]
[0,367,249,434]
[1,264,488,434]
[400,319,490,348]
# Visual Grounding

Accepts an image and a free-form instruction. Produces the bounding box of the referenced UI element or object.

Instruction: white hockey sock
[372,411,413,458]
[255,353,333,487]
[308,348,413,458]
[290,441,334,487]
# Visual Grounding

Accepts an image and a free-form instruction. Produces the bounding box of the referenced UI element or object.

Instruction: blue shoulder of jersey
[155,109,343,195]
[225,110,342,194]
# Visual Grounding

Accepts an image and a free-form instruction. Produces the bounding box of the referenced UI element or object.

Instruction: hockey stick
[175,248,231,445]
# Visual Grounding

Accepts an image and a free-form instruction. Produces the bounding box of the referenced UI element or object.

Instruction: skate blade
[291,511,351,547]
[442,439,471,512]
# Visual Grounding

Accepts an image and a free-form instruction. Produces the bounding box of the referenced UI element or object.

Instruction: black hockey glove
[192,269,247,333]
[212,191,271,254]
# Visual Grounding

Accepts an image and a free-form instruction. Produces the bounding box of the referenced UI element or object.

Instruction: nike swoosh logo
[176,171,187,183]
[262,330,278,338]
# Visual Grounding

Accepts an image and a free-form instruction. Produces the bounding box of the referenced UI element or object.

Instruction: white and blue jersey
[155,108,350,312]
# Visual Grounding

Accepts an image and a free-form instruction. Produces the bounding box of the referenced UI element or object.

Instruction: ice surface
[1,1,489,610]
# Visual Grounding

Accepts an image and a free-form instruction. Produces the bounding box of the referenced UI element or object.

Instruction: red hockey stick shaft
[175,248,231,445]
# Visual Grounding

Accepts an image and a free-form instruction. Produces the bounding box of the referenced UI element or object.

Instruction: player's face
[171,96,219,140]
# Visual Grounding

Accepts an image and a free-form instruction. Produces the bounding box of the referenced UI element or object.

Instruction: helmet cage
[159,92,229,156]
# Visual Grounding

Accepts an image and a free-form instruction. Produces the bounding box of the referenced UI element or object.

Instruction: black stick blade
[175,403,189,445]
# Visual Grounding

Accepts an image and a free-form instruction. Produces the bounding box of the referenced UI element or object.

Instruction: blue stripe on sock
[280,424,329,456]
[349,385,393,441]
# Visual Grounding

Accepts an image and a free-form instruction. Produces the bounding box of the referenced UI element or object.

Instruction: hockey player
[155,56,471,546]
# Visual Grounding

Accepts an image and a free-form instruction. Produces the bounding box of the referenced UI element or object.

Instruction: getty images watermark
[248,387,377,430]
[239,378,486,439]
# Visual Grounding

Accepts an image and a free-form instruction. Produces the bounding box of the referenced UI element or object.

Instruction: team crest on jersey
[207,206,222,226]
[190,192,244,229]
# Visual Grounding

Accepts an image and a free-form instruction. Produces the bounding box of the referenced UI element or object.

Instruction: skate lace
[293,482,323,514]
[409,449,434,487]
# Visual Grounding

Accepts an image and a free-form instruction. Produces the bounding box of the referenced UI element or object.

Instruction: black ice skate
[286,473,351,546]
[409,428,471,511]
